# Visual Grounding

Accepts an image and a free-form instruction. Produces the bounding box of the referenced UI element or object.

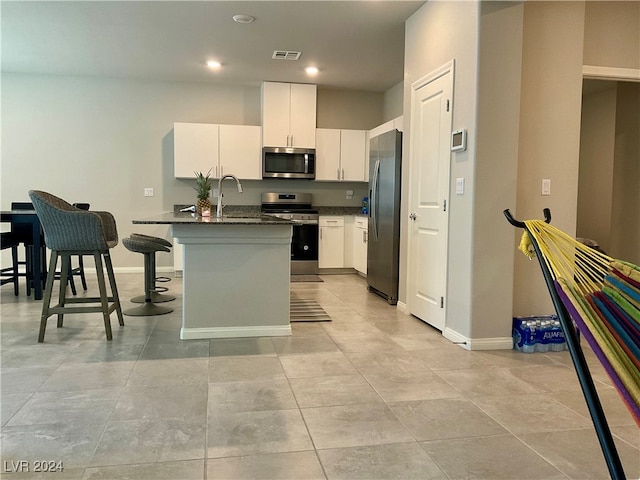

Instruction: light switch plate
[456,178,464,195]
[144,188,154,197]
[542,179,551,196]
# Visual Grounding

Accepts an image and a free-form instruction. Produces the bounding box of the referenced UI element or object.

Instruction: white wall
[577,85,617,252]
[382,82,404,121]
[1,74,377,269]
[471,2,523,340]
[317,88,383,129]
[610,82,640,265]
[584,1,640,69]
[513,2,586,316]
[403,0,480,339]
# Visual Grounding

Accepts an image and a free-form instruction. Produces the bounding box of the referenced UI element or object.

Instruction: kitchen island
[133,212,294,339]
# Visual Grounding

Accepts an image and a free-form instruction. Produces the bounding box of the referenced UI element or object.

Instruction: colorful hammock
[519,220,640,427]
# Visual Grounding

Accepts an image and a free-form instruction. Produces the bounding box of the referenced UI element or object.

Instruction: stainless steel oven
[261,193,318,274]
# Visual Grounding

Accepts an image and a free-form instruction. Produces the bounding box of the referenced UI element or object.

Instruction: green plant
[193,169,213,200]
[194,169,213,215]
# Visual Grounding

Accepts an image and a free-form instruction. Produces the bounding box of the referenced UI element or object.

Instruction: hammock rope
[521,220,640,427]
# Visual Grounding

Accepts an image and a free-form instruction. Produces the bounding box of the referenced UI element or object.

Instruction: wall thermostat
[451,129,467,152]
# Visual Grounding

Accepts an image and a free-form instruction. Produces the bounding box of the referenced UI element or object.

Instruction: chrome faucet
[216,174,243,218]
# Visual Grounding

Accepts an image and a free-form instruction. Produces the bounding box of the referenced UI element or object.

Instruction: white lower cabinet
[319,216,345,268]
[353,216,368,274]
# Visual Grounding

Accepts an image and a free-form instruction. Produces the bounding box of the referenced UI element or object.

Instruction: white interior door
[407,63,453,331]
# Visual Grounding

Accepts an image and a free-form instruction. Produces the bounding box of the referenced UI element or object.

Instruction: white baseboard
[181,324,292,340]
[443,327,513,351]
[396,301,408,313]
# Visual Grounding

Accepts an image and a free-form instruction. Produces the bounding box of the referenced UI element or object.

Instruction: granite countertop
[172,204,365,218]
[316,206,363,215]
[133,212,296,225]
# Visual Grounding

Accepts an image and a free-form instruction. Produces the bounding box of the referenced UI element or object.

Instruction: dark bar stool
[1,232,20,295]
[28,190,124,342]
[122,236,173,316]
[129,234,175,304]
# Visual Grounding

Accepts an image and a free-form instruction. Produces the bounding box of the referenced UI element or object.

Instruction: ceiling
[1,1,426,93]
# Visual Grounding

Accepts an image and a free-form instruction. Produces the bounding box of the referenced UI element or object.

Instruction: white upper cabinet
[316,129,366,182]
[218,125,261,180]
[315,129,341,180]
[174,123,261,179]
[174,122,219,178]
[262,82,317,148]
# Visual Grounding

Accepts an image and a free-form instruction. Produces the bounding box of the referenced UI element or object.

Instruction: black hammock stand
[504,208,626,480]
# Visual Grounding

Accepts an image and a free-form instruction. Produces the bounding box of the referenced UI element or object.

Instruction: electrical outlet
[144,188,154,197]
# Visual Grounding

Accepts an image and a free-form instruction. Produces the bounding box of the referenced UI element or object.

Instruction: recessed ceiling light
[305,66,319,75]
[232,14,255,24]
[206,60,221,69]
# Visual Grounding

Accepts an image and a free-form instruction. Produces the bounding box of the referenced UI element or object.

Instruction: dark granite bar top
[133,212,296,225]
[174,204,364,217]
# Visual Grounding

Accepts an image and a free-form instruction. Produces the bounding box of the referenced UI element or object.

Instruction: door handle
[409,213,417,221]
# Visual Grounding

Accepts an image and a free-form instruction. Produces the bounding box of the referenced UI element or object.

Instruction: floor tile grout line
[275,339,330,480]
[86,318,153,470]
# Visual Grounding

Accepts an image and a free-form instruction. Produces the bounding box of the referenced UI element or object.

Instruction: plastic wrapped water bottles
[513,315,567,353]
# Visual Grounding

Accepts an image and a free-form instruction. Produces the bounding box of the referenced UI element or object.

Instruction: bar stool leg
[93,252,113,340]
[104,252,124,326]
[131,252,175,303]
[57,254,70,328]
[124,251,173,317]
[38,252,59,343]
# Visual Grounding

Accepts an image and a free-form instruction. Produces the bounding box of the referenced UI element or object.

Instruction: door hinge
[443,199,447,212]
[440,297,444,308]
[446,99,450,112]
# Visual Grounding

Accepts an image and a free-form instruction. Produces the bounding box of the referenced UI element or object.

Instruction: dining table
[1,209,45,300]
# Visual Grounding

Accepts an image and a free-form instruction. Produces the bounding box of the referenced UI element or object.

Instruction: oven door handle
[294,220,319,225]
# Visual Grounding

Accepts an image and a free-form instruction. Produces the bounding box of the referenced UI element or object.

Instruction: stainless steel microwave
[262,147,316,179]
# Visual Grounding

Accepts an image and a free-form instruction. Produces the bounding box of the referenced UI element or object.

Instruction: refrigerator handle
[371,159,380,241]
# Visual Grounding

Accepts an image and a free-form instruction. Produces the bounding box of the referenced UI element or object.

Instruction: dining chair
[10,201,46,296]
[28,190,124,342]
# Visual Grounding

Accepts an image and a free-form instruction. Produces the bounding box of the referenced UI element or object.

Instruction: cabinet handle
[342,169,345,180]
[320,228,323,240]
[363,230,366,243]
[336,168,340,180]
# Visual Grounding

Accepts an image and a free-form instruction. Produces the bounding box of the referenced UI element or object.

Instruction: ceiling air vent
[272,50,302,61]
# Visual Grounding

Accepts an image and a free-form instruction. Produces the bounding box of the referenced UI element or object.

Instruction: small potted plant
[193,169,213,216]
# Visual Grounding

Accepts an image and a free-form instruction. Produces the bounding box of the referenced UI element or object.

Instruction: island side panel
[172,223,292,339]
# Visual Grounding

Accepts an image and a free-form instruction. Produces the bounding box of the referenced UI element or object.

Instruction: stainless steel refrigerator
[367,129,402,304]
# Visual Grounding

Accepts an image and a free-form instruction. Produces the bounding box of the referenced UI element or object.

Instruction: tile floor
[1,273,638,480]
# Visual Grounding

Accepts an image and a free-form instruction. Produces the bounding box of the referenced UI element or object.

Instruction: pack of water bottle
[513,315,568,353]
